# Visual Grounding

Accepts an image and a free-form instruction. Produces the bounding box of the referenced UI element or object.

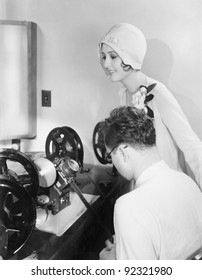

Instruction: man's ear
[118,144,129,162]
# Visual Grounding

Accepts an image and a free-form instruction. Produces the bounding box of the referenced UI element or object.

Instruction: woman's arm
[155,84,202,189]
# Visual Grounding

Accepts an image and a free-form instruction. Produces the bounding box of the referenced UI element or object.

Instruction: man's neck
[132,147,161,181]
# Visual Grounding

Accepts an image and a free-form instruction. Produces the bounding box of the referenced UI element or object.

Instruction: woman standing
[98,23,202,190]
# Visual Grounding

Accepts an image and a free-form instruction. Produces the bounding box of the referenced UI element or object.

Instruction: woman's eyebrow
[102,50,117,55]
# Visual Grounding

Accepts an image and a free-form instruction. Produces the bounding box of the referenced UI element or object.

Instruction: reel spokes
[45,126,84,168]
[0,148,39,198]
[0,176,36,259]
[62,126,84,168]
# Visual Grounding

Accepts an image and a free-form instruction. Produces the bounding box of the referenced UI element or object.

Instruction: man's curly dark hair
[101,106,156,150]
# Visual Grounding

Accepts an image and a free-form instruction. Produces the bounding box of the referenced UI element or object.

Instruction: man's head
[101,106,156,179]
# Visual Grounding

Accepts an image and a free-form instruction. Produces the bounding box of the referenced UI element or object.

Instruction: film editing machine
[0,124,119,259]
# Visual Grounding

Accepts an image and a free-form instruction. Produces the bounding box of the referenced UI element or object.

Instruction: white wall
[3,0,202,164]
[0,0,6,18]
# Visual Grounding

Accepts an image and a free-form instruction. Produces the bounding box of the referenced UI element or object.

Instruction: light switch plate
[42,90,51,107]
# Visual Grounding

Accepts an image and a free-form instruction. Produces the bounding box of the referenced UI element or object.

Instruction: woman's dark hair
[101,106,156,150]
[121,61,133,71]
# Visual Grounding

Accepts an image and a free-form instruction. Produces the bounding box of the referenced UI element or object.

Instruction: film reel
[45,127,77,161]
[92,122,112,165]
[45,126,84,167]
[63,126,84,168]
[0,148,39,198]
[0,176,36,259]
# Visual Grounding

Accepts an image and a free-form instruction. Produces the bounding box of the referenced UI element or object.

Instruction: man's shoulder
[115,188,145,211]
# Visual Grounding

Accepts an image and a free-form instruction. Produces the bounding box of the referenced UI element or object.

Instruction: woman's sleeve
[155,84,202,190]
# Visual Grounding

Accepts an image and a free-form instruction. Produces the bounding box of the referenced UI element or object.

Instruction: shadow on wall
[142,38,202,139]
[142,38,173,85]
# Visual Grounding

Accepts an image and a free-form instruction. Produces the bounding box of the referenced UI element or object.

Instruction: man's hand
[99,239,116,260]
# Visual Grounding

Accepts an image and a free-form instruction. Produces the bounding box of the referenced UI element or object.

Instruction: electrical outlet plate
[42,90,51,107]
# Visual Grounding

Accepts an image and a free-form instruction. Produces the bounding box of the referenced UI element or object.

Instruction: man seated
[99,106,202,260]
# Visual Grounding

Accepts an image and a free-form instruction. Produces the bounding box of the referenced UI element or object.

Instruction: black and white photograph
[0,0,202,279]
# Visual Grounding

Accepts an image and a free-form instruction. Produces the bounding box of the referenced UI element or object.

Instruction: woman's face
[100,44,131,83]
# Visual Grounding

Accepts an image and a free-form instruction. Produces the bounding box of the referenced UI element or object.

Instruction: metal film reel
[0,148,39,198]
[92,122,112,165]
[62,126,84,168]
[45,127,84,167]
[0,176,36,259]
[45,127,77,161]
